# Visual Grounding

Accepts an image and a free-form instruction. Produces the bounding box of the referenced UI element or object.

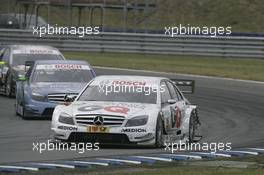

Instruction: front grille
[67,133,130,144]
[75,114,125,126]
[47,93,78,102]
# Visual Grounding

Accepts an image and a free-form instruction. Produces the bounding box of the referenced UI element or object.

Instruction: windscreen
[78,85,157,104]
[12,54,63,66]
[31,64,93,83]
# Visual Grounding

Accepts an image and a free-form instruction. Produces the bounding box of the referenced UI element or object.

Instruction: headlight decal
[58,112,74,125]
[31,92,46,101]
[125,115,148,127]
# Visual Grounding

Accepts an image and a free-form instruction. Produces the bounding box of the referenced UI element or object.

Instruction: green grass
[63,52,264,82]
[107,166,263,175]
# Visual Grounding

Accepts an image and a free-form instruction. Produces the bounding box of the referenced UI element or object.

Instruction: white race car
[51,75,201,147]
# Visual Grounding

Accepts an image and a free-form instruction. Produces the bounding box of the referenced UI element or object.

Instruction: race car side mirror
[64,95,76,103]
[167,99,177,104]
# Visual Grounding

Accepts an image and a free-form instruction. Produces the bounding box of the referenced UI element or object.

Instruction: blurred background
[0,0,263,34]
[0,0,263,81]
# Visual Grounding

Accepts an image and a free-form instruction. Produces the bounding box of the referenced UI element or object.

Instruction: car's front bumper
[51,124,156,146]
[24,99,59,118]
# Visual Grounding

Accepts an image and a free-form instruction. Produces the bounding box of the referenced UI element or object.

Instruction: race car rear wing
[170,79,195,94]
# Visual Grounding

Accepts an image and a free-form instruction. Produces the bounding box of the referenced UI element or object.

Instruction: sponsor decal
[47,83,82,89]
[112,80,146,86]
[87,126,109,133]
[36,64,90,70]
[78,105,130,114]
[58,125,78,131]
[175,107,182,128]
[104,106,129,114]
[78,105,102,112]
[55,64,83,69]
[106,102,145,110]
[13,49,59,55]
[121,128,147,133]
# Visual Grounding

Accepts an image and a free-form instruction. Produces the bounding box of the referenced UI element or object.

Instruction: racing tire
[5,75,13,97]
[188,112,196,143]
[155,116,164,148]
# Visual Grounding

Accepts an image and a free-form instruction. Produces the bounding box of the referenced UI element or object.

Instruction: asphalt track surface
[0,67,263,164]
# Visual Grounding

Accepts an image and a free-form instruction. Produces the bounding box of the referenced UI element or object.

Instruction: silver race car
[0,45,65,97]
[51,75,201,147]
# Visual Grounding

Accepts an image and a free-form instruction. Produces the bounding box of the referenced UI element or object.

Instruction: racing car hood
[30,82,86,96]
[69,101,159,119]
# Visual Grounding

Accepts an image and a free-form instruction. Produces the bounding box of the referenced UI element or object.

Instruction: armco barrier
[0,29,263,58]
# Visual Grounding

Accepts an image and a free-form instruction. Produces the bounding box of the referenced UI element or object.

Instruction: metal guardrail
[0,29,263,58]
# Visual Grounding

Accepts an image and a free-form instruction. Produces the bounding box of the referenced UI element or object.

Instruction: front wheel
[155,116,164,148]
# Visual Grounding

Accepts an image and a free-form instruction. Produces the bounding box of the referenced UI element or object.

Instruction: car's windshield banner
[13,49,60,55]
[36,64,90,70]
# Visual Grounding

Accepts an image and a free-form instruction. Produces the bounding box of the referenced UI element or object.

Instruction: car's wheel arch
[155,113,165,147]
[16,81,27,103]
[181,105,197,135]
[156,111,167,134]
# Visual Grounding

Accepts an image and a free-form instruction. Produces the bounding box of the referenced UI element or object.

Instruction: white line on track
[190,152,232,158]
[160,154,202,160]
[248,148,264,151]
[212,153,232,157]
[33,163,75,169]
[72,161,109,166]
[132,156,172,162]
[97,158,141,164]
[224,151,259,155]
[0,165,38,171]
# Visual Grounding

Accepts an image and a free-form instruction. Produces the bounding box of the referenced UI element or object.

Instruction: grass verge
[63,52,264,82]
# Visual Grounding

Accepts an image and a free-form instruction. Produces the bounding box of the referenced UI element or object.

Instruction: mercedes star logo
[94,116,104,126]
